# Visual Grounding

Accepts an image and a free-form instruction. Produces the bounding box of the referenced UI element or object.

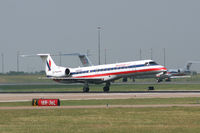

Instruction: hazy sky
[1,0,200,72]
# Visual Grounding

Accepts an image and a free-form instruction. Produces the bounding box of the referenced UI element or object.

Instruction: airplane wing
[170,75,191,79]
[39,77,104,84]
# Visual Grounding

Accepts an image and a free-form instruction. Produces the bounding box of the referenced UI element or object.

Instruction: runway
[1,81,200,86]
[1,92,200,102]
[1,90,200,93]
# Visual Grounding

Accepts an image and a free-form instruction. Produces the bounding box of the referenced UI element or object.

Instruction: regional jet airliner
[38,54,167,92]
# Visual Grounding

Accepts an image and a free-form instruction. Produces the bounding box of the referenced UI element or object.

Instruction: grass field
[0,98,200,133]
[0,97,200,133]
[0,106,200,133]
[0,74,53,83]
[1,75,200,132]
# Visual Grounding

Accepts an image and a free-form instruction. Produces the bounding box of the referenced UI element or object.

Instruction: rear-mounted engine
[65,68,71,76]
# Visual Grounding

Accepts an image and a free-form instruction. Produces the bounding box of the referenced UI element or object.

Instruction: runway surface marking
[1,93,200,102]
[0,104,200,110]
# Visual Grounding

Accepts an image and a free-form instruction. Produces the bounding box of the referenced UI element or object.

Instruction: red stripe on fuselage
[73,67,166,79]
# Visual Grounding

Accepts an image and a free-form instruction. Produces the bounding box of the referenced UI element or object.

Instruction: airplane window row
[72,65,135,75]
[72,63,157,75]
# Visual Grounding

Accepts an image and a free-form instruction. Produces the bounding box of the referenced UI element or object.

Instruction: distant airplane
[133,61,200,82]
[38,54,167,92]
[160,61,200,82]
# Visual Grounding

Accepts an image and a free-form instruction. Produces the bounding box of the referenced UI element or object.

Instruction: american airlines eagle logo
[83,58,88,64]
[46,60,51,71]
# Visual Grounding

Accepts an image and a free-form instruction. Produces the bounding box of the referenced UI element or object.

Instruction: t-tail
[37,54,58,77]
[38,54,71,77]
[38,54,60,77]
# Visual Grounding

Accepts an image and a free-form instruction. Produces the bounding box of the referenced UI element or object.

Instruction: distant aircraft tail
[78,54,93,67]
[185,61,200,71]
[37,54,58,76]
[61,53,93,67]
[185,62,192,71]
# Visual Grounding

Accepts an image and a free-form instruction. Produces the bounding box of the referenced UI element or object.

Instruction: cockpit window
[145,62,149,66]
[149,61,158,65]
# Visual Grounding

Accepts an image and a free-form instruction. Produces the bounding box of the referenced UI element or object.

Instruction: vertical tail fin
[78,54,93,67]
[60,53,93,67]
[185,62,192,71]
[37,54,57,76]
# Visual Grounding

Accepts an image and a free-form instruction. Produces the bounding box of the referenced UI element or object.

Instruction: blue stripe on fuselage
[71,64,158,75]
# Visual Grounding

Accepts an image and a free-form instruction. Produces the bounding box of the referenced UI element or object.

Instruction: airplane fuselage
[52,60,166,84]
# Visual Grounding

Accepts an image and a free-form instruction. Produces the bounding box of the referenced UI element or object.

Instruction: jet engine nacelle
[177,69,184,73]
[65,68,71,76]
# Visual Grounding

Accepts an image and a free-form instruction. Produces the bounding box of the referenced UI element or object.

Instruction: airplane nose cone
[161,67,167,73]
[163,67,167,70]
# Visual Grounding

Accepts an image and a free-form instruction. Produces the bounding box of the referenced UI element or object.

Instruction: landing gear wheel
[83,87,89,93]
[165,78,171,82]
[103,82,110,92]
[157,79,163,83]
[103,86,109,93]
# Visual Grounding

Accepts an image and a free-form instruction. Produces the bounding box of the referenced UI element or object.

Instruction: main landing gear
[83,83,89,93]
[103,82,110,93]
[82,82,111,93]
[157,79,163,83]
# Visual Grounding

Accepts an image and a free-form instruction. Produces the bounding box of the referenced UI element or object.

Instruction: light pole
[59,51,62,66]
[1,53,4,73]
[17,51,19,72]
[86,49,90,56]
[97,27,101,65]
[163,48,166,67]
[104,48,107,64]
